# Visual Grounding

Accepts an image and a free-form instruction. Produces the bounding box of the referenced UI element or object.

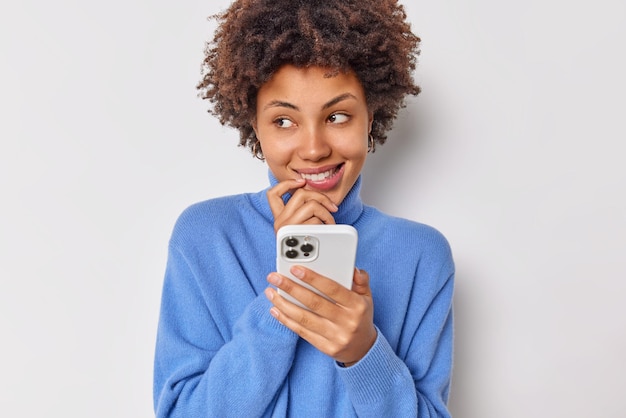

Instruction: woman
[153,0,455,416]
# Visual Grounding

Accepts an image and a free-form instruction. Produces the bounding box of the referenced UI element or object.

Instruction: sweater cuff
[336,326,408,405]
[243,293,300,342]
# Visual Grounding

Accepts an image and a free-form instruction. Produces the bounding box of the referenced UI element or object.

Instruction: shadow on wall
[360,97,429,208]
[361,98,474,415]
[447,266,476,417]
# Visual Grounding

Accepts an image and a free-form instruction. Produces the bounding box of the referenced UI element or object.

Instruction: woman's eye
[274,118,294,128]
[328,113,349,124]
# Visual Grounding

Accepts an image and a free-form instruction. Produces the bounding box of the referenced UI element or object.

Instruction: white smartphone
[276,224,358,309]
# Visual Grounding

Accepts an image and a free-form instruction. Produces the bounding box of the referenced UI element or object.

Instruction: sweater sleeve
[153,244,300,417]
[337,257,455,417]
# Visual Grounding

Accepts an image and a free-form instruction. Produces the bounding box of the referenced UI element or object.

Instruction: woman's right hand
[267,178,338,233]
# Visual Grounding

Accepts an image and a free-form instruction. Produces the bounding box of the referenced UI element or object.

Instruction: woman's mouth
[298,163,345,191]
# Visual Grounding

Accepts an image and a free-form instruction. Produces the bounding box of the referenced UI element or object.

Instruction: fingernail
[267,273,281,286]
[291,266,304,278]
[270,307,280,318]
[264,287,274,301]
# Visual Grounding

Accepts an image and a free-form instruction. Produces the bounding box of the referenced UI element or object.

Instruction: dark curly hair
[197,0,421,156]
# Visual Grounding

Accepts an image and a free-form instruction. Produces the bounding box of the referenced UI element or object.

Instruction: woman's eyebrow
[263,93,358,111]
[264,100,298,111]
[322,93,357,110]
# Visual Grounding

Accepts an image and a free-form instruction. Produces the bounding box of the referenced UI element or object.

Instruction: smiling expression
[254,65,373,205]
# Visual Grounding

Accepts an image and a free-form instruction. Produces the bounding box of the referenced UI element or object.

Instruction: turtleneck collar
[266,169,364,226]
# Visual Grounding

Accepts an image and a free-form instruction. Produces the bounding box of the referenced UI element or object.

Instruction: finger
[265,285,374,364]
[351,268,372,297]
[265,291,336,348]
[289,188,338,214]
[266,272,341,318]
[302,217,325,225]
[267,178,306,219]
[303,218,323,225]
[289,265,353,306]
[275,188,337,224]
[265,273,376,364]
[274,198,336,231]
[295,201,337,225]
[268,301,370,365]
[265,279,339,338]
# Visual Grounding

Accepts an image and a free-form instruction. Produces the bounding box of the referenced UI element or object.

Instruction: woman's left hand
[264,266,377,366]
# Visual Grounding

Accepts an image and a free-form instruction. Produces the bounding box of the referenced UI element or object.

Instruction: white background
[1,1,625,417]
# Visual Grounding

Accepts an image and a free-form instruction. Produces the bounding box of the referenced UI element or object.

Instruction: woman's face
[254,65,373,206]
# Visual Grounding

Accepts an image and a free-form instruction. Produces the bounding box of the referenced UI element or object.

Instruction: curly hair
[197,0,421,156]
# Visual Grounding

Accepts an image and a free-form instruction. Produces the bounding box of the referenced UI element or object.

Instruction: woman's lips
[298,163,345,191]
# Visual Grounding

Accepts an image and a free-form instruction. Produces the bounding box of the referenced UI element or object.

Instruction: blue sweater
[154,174,455,417]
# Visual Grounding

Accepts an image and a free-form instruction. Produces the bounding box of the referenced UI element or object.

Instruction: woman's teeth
[300,168,336,182]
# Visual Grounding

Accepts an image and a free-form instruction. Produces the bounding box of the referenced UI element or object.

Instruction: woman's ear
[368,112,374,133]
[251,119,259,138]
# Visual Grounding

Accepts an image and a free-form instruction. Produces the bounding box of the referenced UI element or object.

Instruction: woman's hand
[264,266,377,366]
[267,178,338,233]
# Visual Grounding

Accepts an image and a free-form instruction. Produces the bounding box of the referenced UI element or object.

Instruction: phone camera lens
[285,237,299,247]
[285,249,298,259]
[300,243,314,253]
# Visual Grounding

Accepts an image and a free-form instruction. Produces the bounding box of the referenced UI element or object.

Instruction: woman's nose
[297,128,331,161]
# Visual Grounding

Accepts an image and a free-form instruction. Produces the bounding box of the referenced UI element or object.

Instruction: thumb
[351,268,371,296]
